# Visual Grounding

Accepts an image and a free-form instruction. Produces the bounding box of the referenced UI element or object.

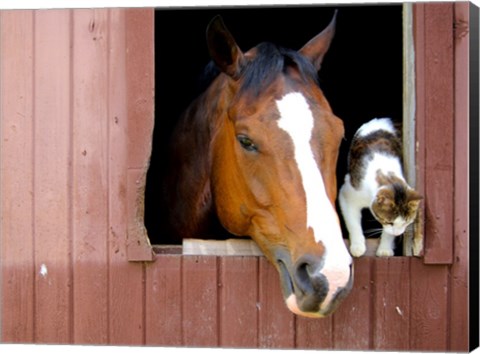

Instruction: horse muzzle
[274,248,353,318]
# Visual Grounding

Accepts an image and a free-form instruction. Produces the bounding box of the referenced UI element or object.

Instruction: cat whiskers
[364,228,383,238]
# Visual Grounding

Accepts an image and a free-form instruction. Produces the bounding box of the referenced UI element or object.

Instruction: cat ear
[407,191,423,205]
[406,191,422,210]
[377,193,394,209]
[408,191,423,201]
[408,199,422,209]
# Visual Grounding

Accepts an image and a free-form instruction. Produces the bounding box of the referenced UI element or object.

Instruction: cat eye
[237,135,258,152]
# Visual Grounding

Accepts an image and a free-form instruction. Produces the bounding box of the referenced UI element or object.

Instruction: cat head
[371,182,422,236]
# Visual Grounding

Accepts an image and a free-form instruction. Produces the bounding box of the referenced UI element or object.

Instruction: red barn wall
[0,4,469,351]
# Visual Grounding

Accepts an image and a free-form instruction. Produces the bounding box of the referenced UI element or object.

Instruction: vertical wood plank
[71,9,109,344]
[108,8,145,346]
[125,9,154,261]
[409,259,449,351]
[145,255,183,346]
[108,260,146,346]
[258,258,295,348]
[413,3,426,249]
[422,3,455,264]
[182,256,219,347]
[332,257,372,350]
[219,257,259,348]
[403,3,422,256]
[125,9,155,170]
[0,10,35,343]
[33,10,73,343]
[295,316,332,349]
[449,2,470,351]
[372,258,410,351]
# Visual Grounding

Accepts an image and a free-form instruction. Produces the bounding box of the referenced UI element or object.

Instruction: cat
[338,118,422,257]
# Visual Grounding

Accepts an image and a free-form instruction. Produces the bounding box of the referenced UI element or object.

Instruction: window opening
[145,5,405,255]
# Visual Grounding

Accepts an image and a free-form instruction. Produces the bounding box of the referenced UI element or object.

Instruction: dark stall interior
[145,5,403,248]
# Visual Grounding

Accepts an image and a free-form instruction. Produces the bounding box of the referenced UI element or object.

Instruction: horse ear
[206,15,245,80]
[299,10,337,71]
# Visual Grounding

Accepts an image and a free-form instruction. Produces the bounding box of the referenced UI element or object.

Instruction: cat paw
[376,247,394,257]
[350,243,366,257]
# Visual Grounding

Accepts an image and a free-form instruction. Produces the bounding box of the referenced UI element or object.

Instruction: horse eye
[237,135,258,152]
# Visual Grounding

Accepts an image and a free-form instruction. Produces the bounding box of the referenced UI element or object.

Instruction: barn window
[143,4,407,256]
[137,4,453,260]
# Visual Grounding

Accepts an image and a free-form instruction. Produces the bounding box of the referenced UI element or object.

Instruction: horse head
[204,13,353,317]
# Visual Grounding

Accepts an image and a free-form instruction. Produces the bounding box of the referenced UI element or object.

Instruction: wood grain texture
[145,255,183,346]
[126,9,154,169]
[413,2,427,251]
[108,9,145,345]
[332,257,372,350]
[372,258,410,351]
[0,10,35,343]
[33,10,73,343]
[449,2,469,351]
[71,9,109,344]
[409,259,449,351]
[125,8,155,261]
[257,258,295,348]
[422,3,455,264]
[182,256,219,347]
[219,257,259,347]
[295,315,332,349]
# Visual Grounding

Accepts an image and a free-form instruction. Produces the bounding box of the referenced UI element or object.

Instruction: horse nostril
[295,263,312,293]
[294,255,328,298]
[291,254,353,315]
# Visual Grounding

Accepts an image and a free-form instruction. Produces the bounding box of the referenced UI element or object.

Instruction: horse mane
[197,42,320,96]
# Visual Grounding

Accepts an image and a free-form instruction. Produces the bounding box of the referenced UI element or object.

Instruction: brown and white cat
[338,118,422,257]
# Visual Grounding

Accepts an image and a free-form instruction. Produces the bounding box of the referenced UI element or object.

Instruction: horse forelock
[240,43,319,94]
[199,42,320,98]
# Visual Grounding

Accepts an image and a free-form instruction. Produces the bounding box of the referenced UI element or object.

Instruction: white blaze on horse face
[276,92,352,312]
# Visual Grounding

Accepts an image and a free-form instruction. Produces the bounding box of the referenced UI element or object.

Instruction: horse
[161,12,353,318]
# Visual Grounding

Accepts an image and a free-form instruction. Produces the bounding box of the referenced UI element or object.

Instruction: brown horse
[163,13,353,317]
